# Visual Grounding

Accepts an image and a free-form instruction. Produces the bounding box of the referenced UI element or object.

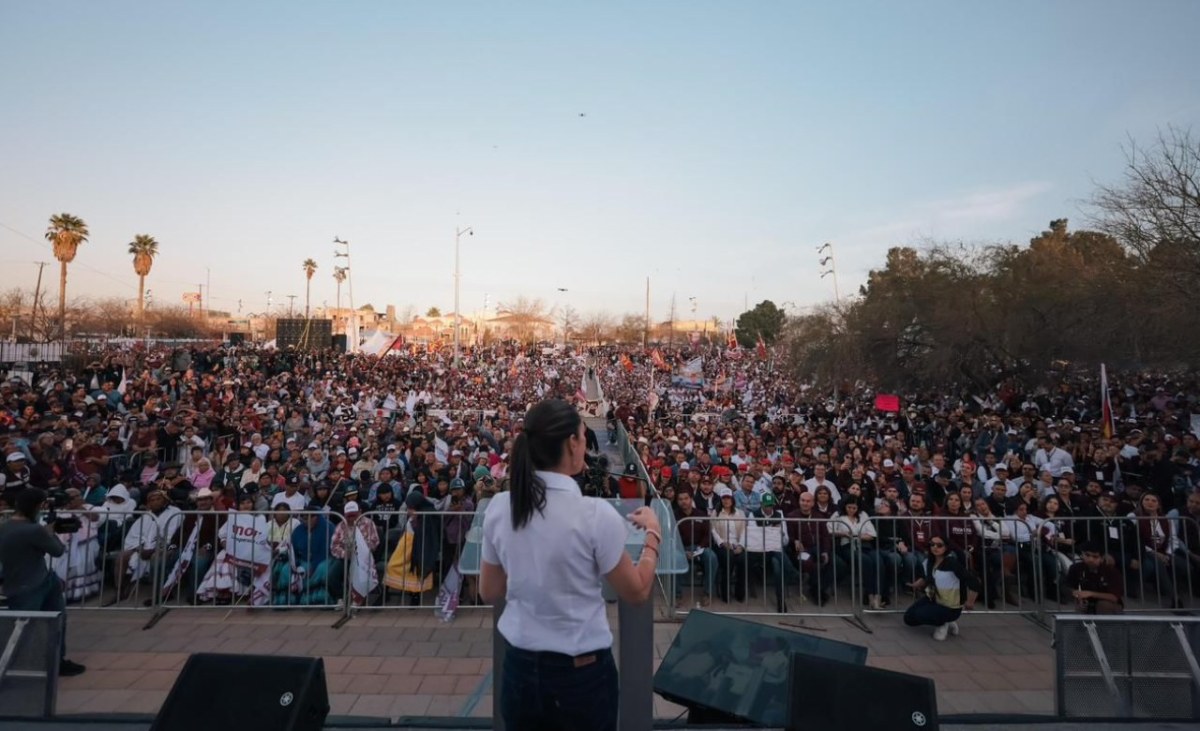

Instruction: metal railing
[1037,514,1199,616]
[20,504,1200,627]
[672,515,857,618]
[863,514,1042,617]
[642,511,1200,623]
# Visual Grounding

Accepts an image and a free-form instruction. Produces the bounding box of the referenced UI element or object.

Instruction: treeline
[786,128,1200,390]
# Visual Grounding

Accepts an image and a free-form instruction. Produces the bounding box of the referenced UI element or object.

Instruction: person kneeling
[1063,541,1123,615]
[903,538,980,641]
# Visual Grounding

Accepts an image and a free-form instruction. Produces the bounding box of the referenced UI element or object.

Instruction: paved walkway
[56,604,1055,721]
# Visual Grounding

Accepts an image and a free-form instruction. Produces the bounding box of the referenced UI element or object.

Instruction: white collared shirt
[482,470,628,655]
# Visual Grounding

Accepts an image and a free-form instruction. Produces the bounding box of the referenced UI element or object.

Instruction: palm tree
[128,234,159,322]
[45,213,89,339]
[302,258,318,319]
[332,266,346,313]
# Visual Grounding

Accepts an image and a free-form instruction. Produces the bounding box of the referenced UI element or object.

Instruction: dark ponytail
[509,399,582,530]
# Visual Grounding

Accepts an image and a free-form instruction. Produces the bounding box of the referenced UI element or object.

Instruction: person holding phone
[481,399,661,731]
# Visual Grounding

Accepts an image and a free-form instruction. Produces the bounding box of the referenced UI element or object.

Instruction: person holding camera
[0,488,87,676]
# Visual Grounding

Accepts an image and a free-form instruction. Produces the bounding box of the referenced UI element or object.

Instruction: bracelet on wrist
[644,528,662,546]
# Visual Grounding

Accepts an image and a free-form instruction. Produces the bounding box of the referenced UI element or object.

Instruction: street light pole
[334,238,356,353]
[454,226,473,368]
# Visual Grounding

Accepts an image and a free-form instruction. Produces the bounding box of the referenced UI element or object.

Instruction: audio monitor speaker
[786,652,938,731]
[653,609,868,726]
[151,653,329,731]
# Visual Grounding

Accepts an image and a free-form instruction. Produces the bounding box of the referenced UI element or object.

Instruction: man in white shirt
[803,464,842,504]
[1034,437,1075,477]
[112,490,182,599]
[984,464,1018,495]
[271,478,309,511]
[742,493,793,613]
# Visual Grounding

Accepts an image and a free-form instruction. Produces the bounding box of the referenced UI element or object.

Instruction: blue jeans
[676,546,718,599]
[501,646,618,731]
[7,572,67,661]
[904,596,961,628]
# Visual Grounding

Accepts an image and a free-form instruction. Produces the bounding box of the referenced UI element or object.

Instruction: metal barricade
[51,508,161,612]
[350,507,486,612]
[863,514,1044,617]
[156,509,347,612]
[1040,515,1199,616]
[671,515,858,619]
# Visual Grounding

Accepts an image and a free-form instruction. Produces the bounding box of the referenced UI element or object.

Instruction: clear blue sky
[2,1,1197,324]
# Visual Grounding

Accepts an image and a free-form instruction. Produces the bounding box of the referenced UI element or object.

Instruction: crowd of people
[0,339,1198,661]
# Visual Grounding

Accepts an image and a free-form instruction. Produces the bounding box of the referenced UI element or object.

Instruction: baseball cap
[344,501,361,514]
[761,493,777,508]
[450,478,466,490]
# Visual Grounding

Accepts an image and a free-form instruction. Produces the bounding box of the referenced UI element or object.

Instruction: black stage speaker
[787,653,938,731]
[151,653,329,731]
[331,333,347,353]
[653,610,868,727]
[228,332,246,346]
[275,318,333,350]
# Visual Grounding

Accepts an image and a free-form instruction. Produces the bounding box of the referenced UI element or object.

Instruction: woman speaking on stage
[481,398,661,731]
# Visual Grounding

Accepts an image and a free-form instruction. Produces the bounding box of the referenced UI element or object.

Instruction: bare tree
[579,312,616,345]
[0,289,27,339]
[613,313,645,344]
[556,304,579,344]
[75,297,135,336]
[1092,126,1200,295]
[495,296,550,342]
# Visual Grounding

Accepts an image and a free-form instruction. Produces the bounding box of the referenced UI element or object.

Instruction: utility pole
[334,238,356,352]
[198,283,205,320]
[30,261,48,341]
[643,276,650,348]
[453,225,473,368]
[669,293,677,347]
[287,295,297,317]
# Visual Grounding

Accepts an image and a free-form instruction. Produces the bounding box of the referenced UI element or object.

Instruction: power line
[0,221,138,293]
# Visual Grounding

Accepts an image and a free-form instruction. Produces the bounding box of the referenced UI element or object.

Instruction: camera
[47,492,82,534]
[581,455,611,498]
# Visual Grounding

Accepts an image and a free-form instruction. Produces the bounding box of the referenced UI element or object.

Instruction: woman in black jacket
[903,538,980,641]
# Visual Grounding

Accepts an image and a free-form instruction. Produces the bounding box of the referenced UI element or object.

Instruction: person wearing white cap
[710,485,746,602]
[328,500,380,609]
[2,450,33,493]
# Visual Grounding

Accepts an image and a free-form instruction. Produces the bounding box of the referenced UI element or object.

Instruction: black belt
[508,646,610,668]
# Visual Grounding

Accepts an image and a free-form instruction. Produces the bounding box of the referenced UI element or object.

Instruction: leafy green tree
[734,300,786,347]
[425,306,442,317]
